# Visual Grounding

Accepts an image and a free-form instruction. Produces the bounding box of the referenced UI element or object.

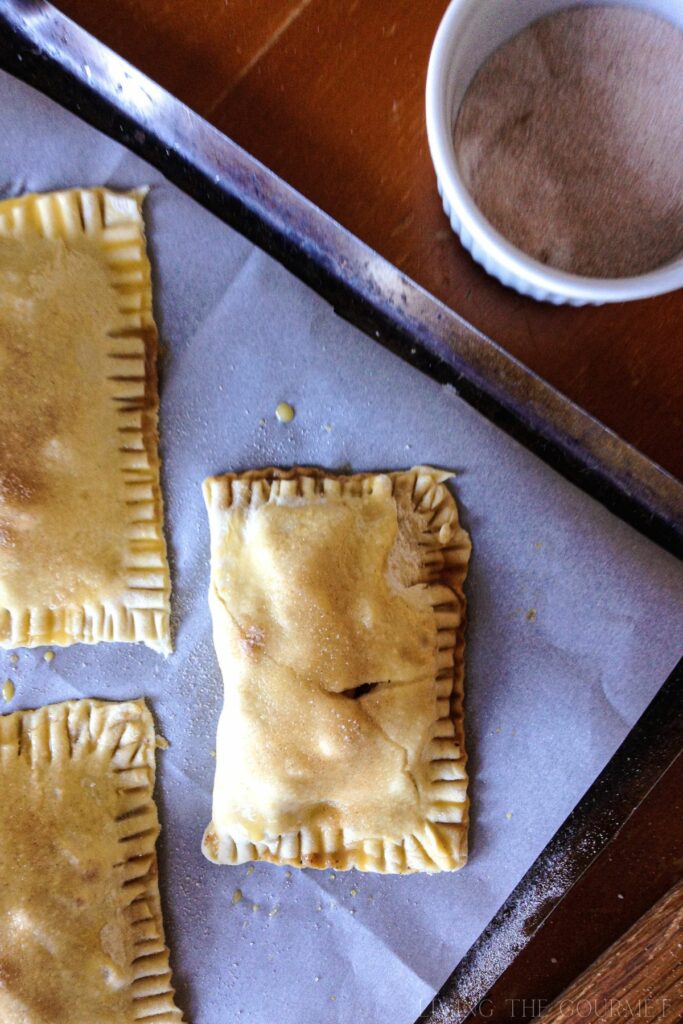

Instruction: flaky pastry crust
[202,466,471,874]
[0,698,183,1023]
[0,188,170,652]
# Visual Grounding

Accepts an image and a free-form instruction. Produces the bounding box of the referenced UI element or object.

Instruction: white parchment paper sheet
[1,69,682,1024]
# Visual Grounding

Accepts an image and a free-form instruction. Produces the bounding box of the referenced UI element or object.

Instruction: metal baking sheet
[0,5,681,1024]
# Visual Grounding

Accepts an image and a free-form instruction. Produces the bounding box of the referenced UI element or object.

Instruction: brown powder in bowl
[452,5,683,278]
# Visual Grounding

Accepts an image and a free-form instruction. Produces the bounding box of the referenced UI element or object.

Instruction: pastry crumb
[526,608,537,622]
[232,889,243,905]
[43,650,55,663]
[252,903,260,913]
[275,401,295,423]
[323,423,332,432]
[268,905,279,917]
[350,887,358,897]
[210,749,216,758]
[155,734,170,749]
[505,811,513,820]
[284,870,292,879]
[246,865,254,876]
[9,653,18,665]
[2,679,15,702]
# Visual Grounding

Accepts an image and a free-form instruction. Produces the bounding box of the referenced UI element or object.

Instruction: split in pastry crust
[202,466,471,874]
[0,698,184,1023]
[0,187,170,652]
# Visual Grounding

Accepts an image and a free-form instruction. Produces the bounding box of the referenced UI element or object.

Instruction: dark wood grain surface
[539,880,682,1023]
[56,0,683,480]
[50,2,683,1019]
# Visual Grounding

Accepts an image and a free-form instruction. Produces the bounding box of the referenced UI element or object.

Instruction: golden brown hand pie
[0,698,184,1023]
[0,188,170,652]
[202,466,471,873]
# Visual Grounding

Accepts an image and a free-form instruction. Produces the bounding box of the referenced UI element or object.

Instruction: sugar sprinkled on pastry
[202,466,471,874]
[0,188,170,652]
[0,698,184,1022]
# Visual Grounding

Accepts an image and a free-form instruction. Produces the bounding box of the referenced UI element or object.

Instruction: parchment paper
[1,69,682,1024]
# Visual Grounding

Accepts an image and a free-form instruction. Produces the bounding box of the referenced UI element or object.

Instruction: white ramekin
[426,0,683,305]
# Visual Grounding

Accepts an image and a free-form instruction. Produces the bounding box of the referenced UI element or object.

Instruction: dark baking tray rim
[0,4,681,1022]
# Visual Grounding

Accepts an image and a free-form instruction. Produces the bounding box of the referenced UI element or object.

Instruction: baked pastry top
[202,466,471,873]
[0,698,183,1023]
[0,187,170,652]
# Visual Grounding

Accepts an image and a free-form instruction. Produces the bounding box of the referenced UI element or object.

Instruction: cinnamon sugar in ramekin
[452,6,683,279]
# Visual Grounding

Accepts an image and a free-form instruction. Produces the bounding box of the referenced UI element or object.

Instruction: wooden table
[53,1,683,1018]
[539,881,682,1024]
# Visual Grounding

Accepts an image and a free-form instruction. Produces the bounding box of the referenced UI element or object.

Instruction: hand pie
[202,466,471,873]
[0,698,184,1023]
[0,187,170,652]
